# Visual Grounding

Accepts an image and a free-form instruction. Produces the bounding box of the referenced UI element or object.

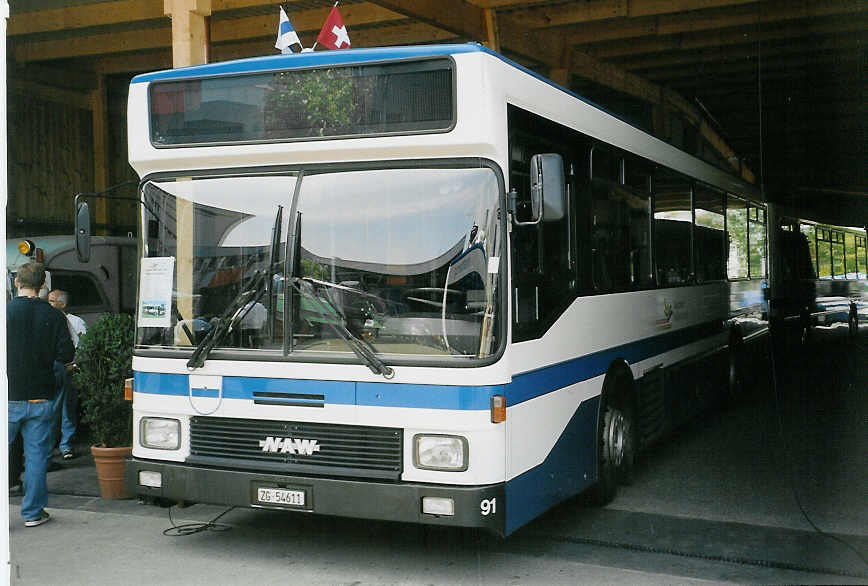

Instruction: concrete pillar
[2,0,10,578]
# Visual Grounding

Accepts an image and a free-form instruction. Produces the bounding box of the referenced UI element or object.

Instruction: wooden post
[163,0,211,323]
[90,74,109,235]
[163,0,210,68]
[482,8,499,52]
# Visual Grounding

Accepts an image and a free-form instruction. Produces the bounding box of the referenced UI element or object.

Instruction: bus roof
[130,43,633,153]
[131,43,486,84]
[129,42,760,200]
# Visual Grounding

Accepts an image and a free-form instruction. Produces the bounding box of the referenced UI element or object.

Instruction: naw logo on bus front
[259,436,321,455]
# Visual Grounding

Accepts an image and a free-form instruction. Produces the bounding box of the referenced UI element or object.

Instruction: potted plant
[73,312,134,499]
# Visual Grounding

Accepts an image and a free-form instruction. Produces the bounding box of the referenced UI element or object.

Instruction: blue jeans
[51,361,77,453]
[9,400,55,520]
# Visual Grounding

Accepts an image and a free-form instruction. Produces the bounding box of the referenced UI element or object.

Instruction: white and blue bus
[773,213,868,331]
[118,44,769,536]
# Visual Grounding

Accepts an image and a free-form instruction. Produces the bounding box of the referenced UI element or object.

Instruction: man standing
[7,263,74,527]
[48,289,87,460]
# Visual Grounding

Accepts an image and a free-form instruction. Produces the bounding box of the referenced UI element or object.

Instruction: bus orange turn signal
[490,394,506,423]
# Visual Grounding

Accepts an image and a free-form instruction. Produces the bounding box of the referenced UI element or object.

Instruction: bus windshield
[137,165,503,362]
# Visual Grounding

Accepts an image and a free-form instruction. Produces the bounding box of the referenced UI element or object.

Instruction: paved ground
[8,324,868,584]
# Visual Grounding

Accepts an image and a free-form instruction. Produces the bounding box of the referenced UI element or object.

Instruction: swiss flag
[316,5,351,50]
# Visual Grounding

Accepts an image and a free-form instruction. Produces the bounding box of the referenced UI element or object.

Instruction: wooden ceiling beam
[211,4,406,44]
[371,0,486,40]
[586,18,867,59]
[614,35,863,71]
[466,0,550,8]
[8,79,91,110]
[500,1,627,29]
[563,0,862,46]
[501,0,762,29]
[91,21,457,74]
[8,0,163,36]
[13,2,407,62]
[642,49,863,83]
[211,22,458,61]
[626,0,761,18]
[466,0,759,17]
[657,0,863,36]
[7,0,323,36]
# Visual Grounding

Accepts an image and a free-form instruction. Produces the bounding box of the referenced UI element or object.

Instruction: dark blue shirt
[7,296,75,401]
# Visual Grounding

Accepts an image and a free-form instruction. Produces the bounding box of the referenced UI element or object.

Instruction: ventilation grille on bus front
[252,391,325,408]
[188,416,403,481]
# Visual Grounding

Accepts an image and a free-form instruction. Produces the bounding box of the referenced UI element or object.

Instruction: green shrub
[73,313,134,447]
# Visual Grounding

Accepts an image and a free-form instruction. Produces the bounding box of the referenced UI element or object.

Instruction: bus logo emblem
[259,436,321,455]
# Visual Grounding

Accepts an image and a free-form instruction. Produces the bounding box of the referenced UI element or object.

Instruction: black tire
[593,401,635,505]
[728,341,745,402]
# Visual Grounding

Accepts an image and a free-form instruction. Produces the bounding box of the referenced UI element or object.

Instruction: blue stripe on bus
[507,319,724,405]
[504,395,599,535]
[133,319,724,408]
[357,382,499,410]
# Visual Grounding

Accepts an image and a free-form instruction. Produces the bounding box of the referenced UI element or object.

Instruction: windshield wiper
[288,277,394,379]
[186,268,269,369]
[187,205,283,369]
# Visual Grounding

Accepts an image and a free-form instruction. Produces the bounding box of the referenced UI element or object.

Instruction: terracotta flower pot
[91,445,133,499]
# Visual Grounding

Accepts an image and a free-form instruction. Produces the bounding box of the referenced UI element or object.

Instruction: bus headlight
[414,434,468,471]
[140,417,181,450]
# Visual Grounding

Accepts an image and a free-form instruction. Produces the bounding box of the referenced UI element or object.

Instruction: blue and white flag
[275,6,302,53]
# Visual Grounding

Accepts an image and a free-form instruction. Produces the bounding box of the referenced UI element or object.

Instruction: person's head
[48,289,70,312]
[14,262,46,294]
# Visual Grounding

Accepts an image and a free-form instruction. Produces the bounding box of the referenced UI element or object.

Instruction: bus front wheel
[593,402,634,505]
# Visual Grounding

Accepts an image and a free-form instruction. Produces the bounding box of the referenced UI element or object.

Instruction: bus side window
[694,184,725,283]
[856,235,868,278]
[589,149,652,291]
[817,228,832,279]
[799,223,818,278]
[508,105,581,342]
[653,169,692,286]
[748,205,767,279]
[727,195,749,279]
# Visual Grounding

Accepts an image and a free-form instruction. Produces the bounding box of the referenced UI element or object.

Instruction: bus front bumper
[125,458,506,535]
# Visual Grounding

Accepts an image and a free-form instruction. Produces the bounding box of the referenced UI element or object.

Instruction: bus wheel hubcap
[606,410,627,468]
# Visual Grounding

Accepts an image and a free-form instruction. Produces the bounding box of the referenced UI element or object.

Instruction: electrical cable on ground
[767,317,868,569]
[163,505,236,537]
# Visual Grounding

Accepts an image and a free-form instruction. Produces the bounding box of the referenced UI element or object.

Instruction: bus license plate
[257,487,305,507]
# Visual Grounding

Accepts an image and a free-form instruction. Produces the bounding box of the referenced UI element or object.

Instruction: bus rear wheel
[728,338,746,402]
[593,402,634,505]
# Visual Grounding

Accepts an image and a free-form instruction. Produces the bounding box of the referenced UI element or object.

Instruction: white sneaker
[24,511,50,527]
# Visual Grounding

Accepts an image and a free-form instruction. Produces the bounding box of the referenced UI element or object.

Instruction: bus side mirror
[75,198,91,263]
[511,153,566,226]
[532,153,566,222]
